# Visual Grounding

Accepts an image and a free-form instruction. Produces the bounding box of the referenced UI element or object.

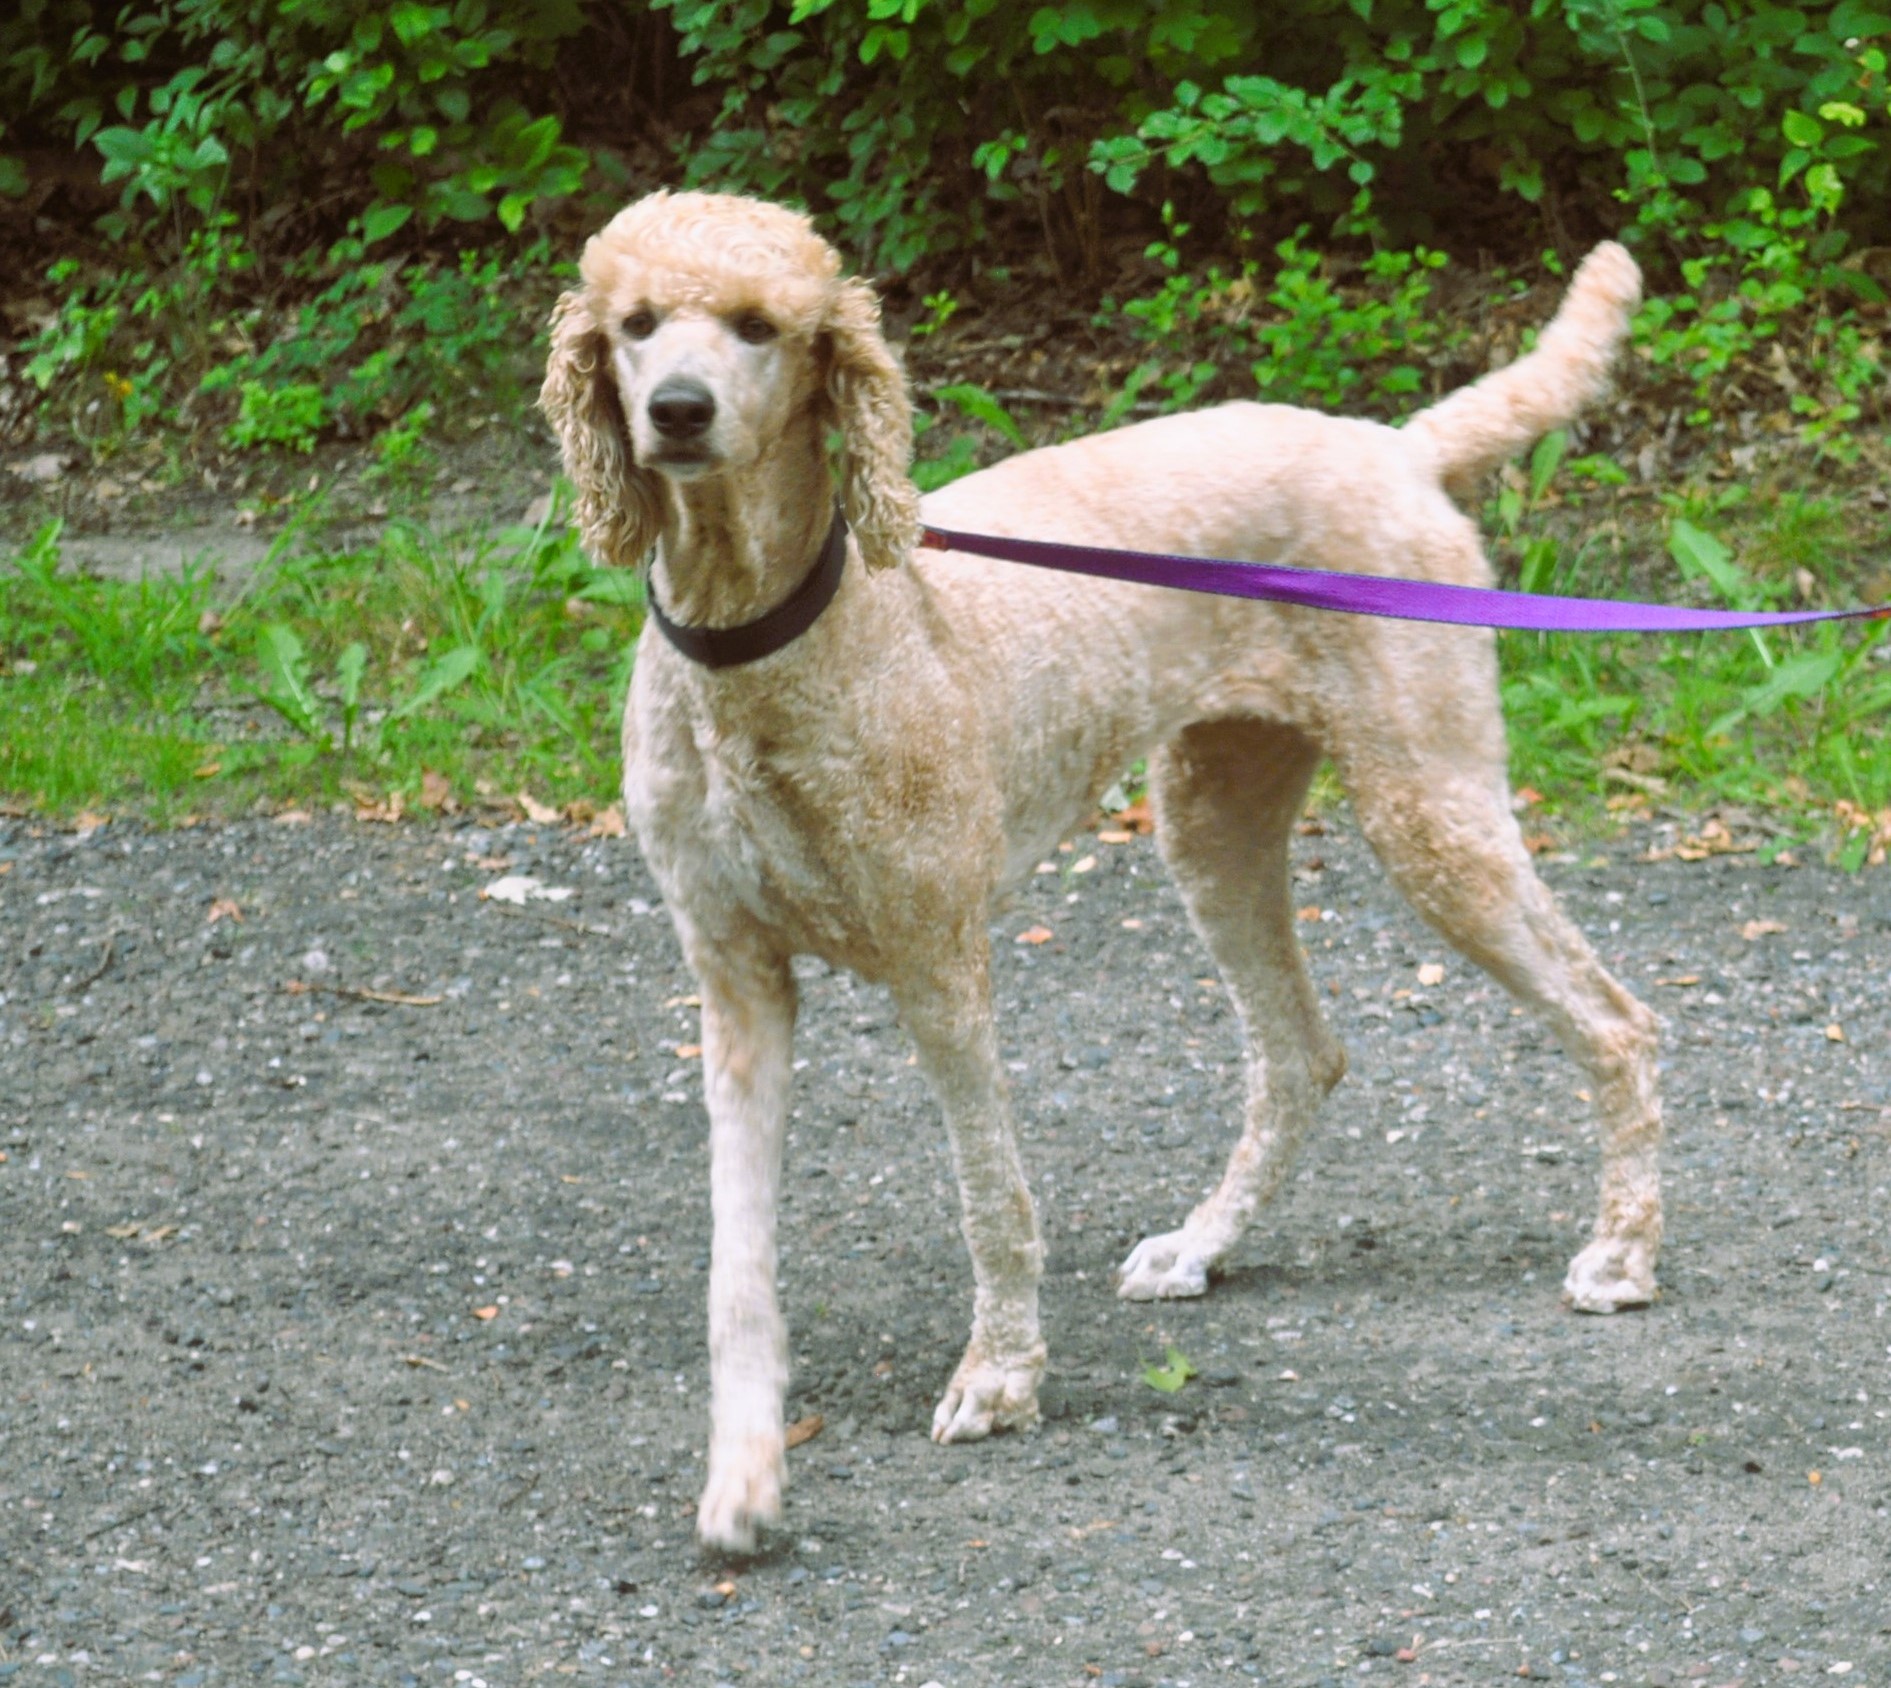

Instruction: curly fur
[540,191,918,578]
[540,291,662,569]
[543,189,1662,1555]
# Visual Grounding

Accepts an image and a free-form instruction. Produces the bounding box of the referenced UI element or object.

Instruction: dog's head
[539,190,920,573]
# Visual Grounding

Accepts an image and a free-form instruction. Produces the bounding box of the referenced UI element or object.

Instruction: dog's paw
[930,1349,1045,1444]
[1115,1230,1211,1301]
[696,1432,785,1553]
[1562,1234,1658,1314]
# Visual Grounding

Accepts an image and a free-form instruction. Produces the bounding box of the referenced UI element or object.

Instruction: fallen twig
[283,980,443,1007]
[482,900,619,941]
[70,935,116,993]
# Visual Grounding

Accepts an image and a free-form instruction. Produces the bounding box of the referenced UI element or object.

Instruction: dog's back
[927,241,1641,542]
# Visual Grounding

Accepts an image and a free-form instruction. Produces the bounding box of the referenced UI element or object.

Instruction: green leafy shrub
[225,380,326,452]
[1103,215,1459,416]
[2,0,591,253]
[7,0,1891,466]
[25,226,544,454]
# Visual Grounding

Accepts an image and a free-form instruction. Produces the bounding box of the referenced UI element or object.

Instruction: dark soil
[3,807,1890,1687]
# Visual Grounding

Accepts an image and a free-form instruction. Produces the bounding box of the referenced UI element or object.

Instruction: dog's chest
[627,704,866,950]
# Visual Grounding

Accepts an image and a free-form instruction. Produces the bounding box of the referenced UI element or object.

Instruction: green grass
[1492,480,1891,857]
[0,501,643,821]
[5,464,1891,864]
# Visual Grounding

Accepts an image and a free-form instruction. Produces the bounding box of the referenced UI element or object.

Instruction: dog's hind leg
[678,920,799,1553]
[1349,768,1662,1312]
[893,937,1049,1444]
[1118,718,1345,1301]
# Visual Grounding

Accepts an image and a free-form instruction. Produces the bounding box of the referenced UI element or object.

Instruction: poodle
[541,189,1660,1552]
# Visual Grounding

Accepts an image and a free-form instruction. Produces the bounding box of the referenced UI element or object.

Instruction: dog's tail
[1402,241,1641,496]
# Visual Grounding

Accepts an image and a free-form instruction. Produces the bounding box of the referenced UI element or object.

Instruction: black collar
[645,507,848,670]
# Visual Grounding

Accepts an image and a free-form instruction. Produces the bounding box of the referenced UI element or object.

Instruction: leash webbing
[918,525,1890,636]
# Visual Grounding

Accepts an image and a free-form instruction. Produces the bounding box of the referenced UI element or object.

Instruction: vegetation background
[1,0,1889,860]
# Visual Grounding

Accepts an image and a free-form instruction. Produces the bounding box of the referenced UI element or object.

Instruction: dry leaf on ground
[785,1414,824,1449]
[1741,919,1787,940]
[1642,816,1757,863]
[354,791,405,824]
[1111,797,1155,834]
[206,897,243,926]
[586,803,628,838]
[1417,962,1445,986]
[1833,800,1891,868]
[1015,926,1054,945]
[516,791,561,825]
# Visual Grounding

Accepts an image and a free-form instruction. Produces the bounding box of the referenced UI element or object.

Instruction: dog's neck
[648,416,836,630]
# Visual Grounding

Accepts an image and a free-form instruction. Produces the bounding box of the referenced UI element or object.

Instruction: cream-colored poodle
[541,190,1660,1553]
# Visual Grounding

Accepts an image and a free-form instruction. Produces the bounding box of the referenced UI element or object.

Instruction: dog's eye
[622,308,657,341]
[733,313,778,345]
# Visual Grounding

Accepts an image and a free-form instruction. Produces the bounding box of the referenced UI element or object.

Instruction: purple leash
[919,525,1890,635]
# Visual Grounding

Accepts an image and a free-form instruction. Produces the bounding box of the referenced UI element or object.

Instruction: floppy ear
[539,290,660,569]
[823,275,921,573]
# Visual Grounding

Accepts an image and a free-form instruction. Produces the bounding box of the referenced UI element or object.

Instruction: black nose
[648,378,716,440]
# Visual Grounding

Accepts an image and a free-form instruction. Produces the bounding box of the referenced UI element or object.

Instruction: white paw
[1115,1230,1211,1301]
[1563,1234,1658,1314]
[930,1347,1045,1444]
[695,1431,784,1553]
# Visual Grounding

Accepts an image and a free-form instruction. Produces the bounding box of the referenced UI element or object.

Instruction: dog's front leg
[895,957,1047,1443]
[685,935,797,1553]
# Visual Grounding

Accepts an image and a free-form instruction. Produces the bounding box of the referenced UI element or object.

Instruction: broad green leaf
[1667,520,1751,609]
[576,571,646,608]
[1142,1345,1198,1394]
[256,623,321,738]
[1528,429,1567,505]
[1708,650,1841,737]
[387,645,481,721]
[335,642,368,711]
[1780,108,1824,149]
[934,382,1027,450]
[1518,536,1559,596]
[361,202,413,244]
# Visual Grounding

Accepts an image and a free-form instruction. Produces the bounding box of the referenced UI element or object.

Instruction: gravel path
[2,808,1889,1687]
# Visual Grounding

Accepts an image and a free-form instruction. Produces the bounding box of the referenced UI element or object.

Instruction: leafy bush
[5,0,1890,461]
[8,2,1891,274]
[22,227,546,455]
[2,0,590,250]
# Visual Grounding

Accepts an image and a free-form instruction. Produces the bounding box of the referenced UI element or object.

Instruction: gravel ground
[3,806,1889,1687]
